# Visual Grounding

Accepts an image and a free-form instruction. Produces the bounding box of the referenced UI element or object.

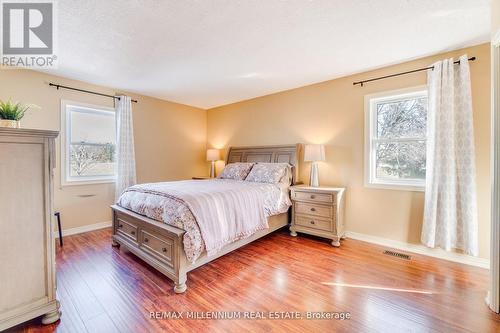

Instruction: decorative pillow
[245,163,291,184]
[218,162,255,180]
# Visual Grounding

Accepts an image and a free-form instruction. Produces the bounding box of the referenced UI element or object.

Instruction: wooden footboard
[111,204,289,293]
[111,205,188,293]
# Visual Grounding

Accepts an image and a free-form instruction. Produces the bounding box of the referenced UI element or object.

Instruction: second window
[365,87,428,191]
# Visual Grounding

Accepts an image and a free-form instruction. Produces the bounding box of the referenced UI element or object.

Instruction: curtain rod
[352,56,476,87]
[48,83,138,103]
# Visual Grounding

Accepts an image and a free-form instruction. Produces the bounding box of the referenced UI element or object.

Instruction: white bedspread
[117,179,290,262]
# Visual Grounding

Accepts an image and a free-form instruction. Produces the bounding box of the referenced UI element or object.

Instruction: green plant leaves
[0,99,30,120]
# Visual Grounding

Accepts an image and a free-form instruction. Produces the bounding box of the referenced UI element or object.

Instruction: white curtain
[421,55,478,256]
[115,95,136,201]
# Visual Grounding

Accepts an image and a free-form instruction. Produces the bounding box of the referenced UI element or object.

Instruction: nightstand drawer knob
[310,220,315,225]
[131,231,135,235]
[118,224,123,228]
[310,195,316,199]
[310,207,316,212]
[144,238,149,243]
[162,247,168,253]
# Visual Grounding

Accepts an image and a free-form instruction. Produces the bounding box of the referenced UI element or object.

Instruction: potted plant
[0,99,32,128]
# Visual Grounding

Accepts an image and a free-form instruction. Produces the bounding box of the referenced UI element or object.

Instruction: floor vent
[383,250,411,260]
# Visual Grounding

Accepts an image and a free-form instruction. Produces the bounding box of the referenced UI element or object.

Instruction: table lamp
[304,144,325,187]
[206,149,221,178]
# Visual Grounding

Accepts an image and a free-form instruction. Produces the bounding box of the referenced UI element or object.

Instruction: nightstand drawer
[293,191,333,203]
[295,215,332,232]
[295,202,332,218]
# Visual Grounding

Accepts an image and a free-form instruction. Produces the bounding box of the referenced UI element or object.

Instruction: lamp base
[209,161,216,178]
[309,162,319,187]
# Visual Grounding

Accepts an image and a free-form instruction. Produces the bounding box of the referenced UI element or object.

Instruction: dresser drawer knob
[310,207,316,212]
[118,224,123,228]
[310,220,315,225]
[144,238,149,243]
[131,231,135,235]
[162,247,168,253]
[310,195,316,199]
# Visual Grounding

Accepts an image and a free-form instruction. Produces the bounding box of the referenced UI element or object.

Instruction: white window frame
[60,100,116,186]
[488,29,500,313]
[364,86,428,191]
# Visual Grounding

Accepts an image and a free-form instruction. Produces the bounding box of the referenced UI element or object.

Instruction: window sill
[365,182,425,192]
[60,179,116,187]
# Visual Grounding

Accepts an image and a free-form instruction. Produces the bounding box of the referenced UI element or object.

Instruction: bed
[111,144,300,293]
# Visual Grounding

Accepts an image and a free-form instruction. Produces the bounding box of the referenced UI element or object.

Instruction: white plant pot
[0,120,20,128]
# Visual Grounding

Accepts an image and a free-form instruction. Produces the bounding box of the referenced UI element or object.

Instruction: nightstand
[192,176,212,180]
[289,185,346,247]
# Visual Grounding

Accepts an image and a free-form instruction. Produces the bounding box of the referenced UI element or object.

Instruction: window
[364,86,428,191]
[61,100,116,185]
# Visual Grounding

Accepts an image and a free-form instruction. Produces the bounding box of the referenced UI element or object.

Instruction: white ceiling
[47,0,490,109]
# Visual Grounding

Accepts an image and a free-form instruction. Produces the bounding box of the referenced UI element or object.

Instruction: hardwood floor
[8,227,500,333]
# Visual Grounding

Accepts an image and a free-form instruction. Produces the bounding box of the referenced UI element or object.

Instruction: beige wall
[207,43,491,259]
[0,70,207,231]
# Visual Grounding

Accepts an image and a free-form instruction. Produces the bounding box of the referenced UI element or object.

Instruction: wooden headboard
[226,144,301,184]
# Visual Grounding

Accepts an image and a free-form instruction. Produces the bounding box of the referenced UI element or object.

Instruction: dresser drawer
[292,191,333,203]
[295,215,332,232]
[140,230,174,266]
[295,202,332,218]
[116,218,138,242]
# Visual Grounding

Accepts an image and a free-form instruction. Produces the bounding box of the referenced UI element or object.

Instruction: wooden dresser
[0,128,60,330]
[289,185,346,246]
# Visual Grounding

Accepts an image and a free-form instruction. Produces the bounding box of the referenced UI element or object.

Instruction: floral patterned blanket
[117,179,291,262]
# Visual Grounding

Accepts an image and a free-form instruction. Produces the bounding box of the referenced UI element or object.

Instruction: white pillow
[218,162,254,180]
[245,163,291,184]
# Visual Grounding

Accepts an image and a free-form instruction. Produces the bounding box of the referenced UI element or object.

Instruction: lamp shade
[206,148,221,161]
[304,144,325,162]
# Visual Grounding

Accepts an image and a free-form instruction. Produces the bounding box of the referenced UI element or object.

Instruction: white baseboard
[344,231,490,269]
[54,221,112,238]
